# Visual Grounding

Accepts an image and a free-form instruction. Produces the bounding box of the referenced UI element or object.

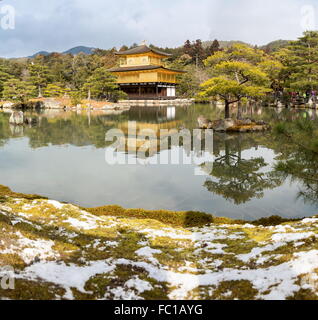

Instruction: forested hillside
[1,33,316,104]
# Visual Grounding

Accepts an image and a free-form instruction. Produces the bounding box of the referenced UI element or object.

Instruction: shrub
[86,205,241,228]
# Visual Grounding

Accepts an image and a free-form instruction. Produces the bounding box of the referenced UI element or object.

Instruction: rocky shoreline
[198,116,270,133]
[0,185,317,300]
[0,98,131,112]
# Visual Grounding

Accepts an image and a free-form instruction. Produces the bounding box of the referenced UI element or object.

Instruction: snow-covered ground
[0,197,317,300]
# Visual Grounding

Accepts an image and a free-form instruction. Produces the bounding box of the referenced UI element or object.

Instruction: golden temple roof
[115,45,171,57]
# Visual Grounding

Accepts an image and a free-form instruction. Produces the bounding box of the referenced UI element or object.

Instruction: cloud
[207,0,311,45]
[0,0,315,58]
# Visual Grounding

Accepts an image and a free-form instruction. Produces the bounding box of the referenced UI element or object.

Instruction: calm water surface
[1,104,318,220]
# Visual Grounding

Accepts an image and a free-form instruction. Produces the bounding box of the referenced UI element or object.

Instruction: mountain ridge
[27,40,292,59]
[29,46,96,58]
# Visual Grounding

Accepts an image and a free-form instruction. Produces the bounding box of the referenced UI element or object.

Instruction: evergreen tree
[28,63,50,97]
[193,39,206,65]
[0,68,12,98]
[119,45,129,52]
[82,68,118,100]
[206,39,221,56]
[183,40,192,55]
[285,31,318,91]
[183,39,206,65]
[2,78,37,103]
[200,44,271,118]
[44,83,66,97]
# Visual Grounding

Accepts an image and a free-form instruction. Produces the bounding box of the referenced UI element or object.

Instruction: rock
[224,118,235,129]
[238,127,248,133]
[24,117,37,125]
[103,104,117,110]
[9,111,24,125]
[242,119,252,125]
[9,124,24,136]
[42,99,63,109]
[2,102,14,109]
[213,119,235,132]
[199,117,269,133]
[198,116,235,131]
[198,116,213,129]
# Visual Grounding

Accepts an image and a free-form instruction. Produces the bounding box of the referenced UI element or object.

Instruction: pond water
[0,104,318,220]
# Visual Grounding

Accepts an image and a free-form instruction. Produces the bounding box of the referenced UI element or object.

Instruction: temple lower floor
[119,83,177,100]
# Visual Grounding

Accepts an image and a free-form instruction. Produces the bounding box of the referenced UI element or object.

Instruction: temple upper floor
[116,45,171,68]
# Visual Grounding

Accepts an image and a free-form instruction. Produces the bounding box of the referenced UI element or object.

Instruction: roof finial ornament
[140,40,147,46]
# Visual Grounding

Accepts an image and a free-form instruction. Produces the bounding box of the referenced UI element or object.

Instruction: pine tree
[193,39,206,65]
[43,83,66,97]
[285,31,318,91]
[2,78,37,103]
[119,45,129,52]
[82,68,118,100]
[183,40,192,56]
[200,44,271,118]
[28,63,50,98]
[207,39,221,56]
[0,68,12,98]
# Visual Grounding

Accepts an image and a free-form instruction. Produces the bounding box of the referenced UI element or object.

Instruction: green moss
[0,279,66,300]
[0,253,26,269]
[111,231,143,260]
[211,280,259,300]
[86,205,244,228]
[220,237,258,255]
[87,205,215,228]
[0,184,46,201]
[287,289,318,300]
[252,215,302,226]
[243,227,273,243]
[82,273,113,299]
[267,236,318,257]
[189,280,259,300]
[140,279,170,300]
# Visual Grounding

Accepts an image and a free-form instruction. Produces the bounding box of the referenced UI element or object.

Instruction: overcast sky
[0,0,316,58]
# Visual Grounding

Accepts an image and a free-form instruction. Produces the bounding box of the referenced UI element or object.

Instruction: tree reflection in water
[203,134,283,205]
[271,118,318,207]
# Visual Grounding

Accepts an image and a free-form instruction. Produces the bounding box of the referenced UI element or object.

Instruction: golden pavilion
[109,43,185,100]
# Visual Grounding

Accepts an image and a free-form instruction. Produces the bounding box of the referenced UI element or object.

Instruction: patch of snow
[272,232,315,243]
[294,241,305,247]
[194,242,227,255]
[105,241,118,247]
[272,225,296,233]
[301,218,318,225]
[125,276,153,294]
[135,247,161,264]
[241,224,256,229]
[1,232,58,264]
[65,217,98,230]
[19,260,115,299]
[198,258,223,269]
[107,287,143,300]
[47,200,65,210]
[237,242,285,263]
[116,250,318,300]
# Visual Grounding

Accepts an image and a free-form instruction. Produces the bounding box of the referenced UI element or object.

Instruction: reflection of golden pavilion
[117,119,183,158]
[104,106,207,159]
[109,44,185,100]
